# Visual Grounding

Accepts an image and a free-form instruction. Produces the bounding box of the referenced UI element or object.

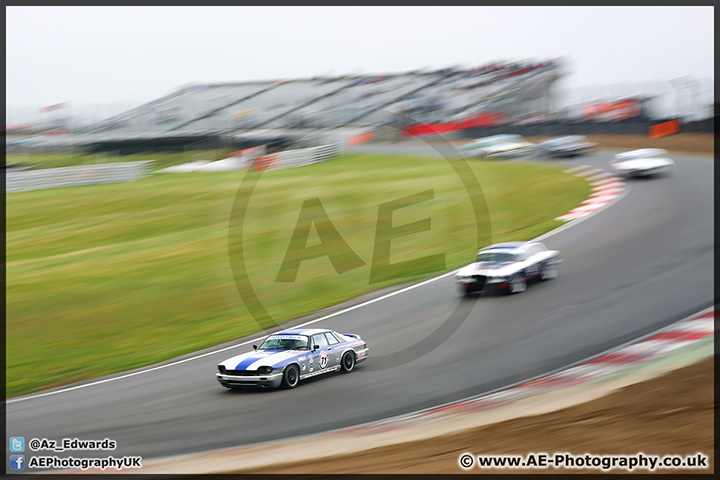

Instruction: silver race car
[217,328,369,390]
[536,135,598,158]
[455,241,562,295]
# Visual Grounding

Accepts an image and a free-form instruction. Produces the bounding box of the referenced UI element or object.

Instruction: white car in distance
[609,148,675,178]
[460,134,536,159]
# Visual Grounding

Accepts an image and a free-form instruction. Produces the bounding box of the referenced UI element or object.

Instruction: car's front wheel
[282,364,300,389]
[541,262,558,280]
[509,274,527,294]
[459,283,476,296]
[341,352,356,373]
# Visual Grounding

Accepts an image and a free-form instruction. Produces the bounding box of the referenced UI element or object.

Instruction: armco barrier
[254,143,344,172]
[6,161,154,193]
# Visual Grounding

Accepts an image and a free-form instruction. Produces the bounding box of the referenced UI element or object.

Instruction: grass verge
[6,152,590,397]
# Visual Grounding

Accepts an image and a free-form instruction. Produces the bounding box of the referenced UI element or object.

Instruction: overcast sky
[6,6,714,123]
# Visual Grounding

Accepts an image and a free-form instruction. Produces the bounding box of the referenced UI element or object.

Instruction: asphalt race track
[6,143,713,466]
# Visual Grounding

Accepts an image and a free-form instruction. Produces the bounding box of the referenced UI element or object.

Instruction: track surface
[6,143,713,466]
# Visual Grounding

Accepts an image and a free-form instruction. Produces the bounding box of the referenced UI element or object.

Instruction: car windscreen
[621,152,654,159]
[476,252,517,263]
[470,139,498,148]
[493,135,522,143]
[259,335,309,350]
[616,149,664,161]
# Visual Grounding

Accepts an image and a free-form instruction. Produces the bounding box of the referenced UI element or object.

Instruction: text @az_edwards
[28,437,116,452]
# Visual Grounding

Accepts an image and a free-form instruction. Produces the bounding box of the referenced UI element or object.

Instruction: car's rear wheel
[541,262,558,280]
[341,352,355,373]
[282,364,300,389]
[509,274,526,294]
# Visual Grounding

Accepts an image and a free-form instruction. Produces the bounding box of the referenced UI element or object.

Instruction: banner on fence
[401,112,506,137]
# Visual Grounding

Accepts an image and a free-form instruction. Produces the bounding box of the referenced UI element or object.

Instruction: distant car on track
[609,148,674,178]
[536,135,598,157]
[460,134,536,159]
[216,328,368,390]
[454,241,561,296]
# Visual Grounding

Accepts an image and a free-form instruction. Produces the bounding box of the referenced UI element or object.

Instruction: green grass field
[6,152,590,397]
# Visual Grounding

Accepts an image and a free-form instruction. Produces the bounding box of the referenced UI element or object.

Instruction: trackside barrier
[254,143,344,172]
[6,161,154,193]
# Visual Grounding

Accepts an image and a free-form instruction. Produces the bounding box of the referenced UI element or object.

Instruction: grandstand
[8,59,566,152]
[86,59,562,134]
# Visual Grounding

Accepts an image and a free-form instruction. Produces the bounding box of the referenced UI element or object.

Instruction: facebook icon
[9,455,25,470]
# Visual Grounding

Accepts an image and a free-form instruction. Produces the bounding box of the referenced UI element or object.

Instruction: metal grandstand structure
[82,60,562,135]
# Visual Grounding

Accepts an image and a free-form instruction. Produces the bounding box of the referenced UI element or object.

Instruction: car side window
[323,332,340,345]
[311,334,329,349]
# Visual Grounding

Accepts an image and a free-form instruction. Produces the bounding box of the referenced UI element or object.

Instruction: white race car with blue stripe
[454,241,561,295]
[216,328,369,390]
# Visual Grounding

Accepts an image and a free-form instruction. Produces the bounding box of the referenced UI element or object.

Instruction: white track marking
[586,172,613,181]
[564,165,593,174]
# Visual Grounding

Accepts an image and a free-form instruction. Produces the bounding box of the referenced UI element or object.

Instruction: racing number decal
[319,351,329,369]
